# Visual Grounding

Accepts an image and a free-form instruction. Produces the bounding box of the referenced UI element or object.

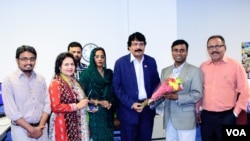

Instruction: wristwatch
[82,43,98,62]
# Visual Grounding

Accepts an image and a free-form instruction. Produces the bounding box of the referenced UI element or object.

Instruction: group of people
[1,32,249,141]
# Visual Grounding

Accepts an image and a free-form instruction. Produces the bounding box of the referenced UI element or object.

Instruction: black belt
[11,121,40,127]
[29,122,40,127]
[203,108,233,115]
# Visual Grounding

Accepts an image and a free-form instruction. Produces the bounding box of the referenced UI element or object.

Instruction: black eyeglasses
[18,57,36,62]
[207,45,225,50]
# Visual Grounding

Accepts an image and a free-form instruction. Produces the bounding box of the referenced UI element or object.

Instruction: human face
[129,40,145,60]
[60,57,75,77]
[16,51,36,74]
[68,47,82,63]
[172,44,187,66]
[207,37,226,63]
[94,50,105,68]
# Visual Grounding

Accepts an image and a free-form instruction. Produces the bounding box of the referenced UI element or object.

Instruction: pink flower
[148,77,183,105]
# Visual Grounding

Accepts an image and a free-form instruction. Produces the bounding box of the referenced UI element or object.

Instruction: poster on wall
[241,42,250,79]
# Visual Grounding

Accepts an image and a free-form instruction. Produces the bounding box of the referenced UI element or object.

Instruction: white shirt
[130,54,147,100]
[172,62,185,77]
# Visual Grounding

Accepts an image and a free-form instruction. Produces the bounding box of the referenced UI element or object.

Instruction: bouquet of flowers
[147,77,183,108]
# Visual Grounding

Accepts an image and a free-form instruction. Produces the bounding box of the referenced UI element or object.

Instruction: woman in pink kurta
[48,52,89,141]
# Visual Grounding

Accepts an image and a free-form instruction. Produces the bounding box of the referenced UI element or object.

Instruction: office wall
[177,0,250,66]
[0,0,176,84]
[1,0,249,84]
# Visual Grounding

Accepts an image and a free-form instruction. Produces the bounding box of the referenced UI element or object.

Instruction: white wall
[0,0,176,84]
[177,0,250,66]
[0,0,127,83]
[1,0,249,85]
[128,0,177,74]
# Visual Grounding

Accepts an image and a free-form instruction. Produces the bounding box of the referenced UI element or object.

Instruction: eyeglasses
[18,57,36,62]
[207,45,224,50]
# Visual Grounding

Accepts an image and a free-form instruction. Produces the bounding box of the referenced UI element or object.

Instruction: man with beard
[67,41,87,80]
[2,45,51,141]
[196,35,249,141]
[113,32,160,141]
[159,39,203,141]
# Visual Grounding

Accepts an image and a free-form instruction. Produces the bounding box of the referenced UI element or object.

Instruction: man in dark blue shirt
[67,41,87,80]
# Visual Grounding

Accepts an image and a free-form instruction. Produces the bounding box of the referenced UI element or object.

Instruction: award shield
[87,89,98,111]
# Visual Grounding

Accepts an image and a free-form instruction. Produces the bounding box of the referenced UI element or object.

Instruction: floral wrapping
[147,77,183,109]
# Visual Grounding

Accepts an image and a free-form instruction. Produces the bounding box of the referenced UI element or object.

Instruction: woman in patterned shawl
[49,52,89,141]
[79,47,116,141]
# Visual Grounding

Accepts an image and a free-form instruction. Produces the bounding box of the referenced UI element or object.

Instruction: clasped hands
[27,125,45,139]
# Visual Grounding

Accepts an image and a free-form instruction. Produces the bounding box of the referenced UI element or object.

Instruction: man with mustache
[113,32,160,141]
[196,35,249,141]
[2,45,51,141]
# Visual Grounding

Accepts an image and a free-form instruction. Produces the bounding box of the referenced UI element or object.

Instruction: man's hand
[196,112,202,125]
[132,103,143,113]
[27,125,45,139]
[14,118,45,139]
[163,92,178,100]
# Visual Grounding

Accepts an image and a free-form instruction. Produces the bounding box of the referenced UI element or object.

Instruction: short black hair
[171,39,189,51]
[67,41,82,51]
[54,52,77,74]
[127,32,147,50]
[16,45,37,59]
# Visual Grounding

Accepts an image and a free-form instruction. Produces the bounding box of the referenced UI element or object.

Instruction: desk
[0,117,11,141]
